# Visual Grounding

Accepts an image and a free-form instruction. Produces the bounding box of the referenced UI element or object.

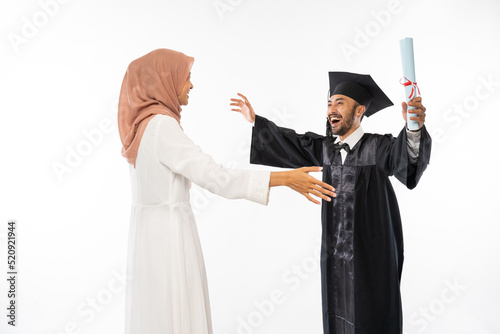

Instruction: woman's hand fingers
[285,167,336,204]
[314,179,335,194]
[304,193,320,205]
[310,188,332,202]
[299,166,336,193]
[312,184,336,198]
[299,166,322,173]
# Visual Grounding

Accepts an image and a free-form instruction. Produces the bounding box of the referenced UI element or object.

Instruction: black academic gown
[250,115,431,334]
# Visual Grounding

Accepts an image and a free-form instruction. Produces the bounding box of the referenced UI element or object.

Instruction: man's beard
[326,106,356,137]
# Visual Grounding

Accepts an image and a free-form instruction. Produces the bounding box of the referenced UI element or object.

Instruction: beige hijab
[118,49,194,167]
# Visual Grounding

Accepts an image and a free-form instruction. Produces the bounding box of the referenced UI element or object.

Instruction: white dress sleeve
[155,116,271,205]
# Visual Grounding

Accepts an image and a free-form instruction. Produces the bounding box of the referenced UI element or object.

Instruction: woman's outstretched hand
[270,167,336,205]
[230,93,256,123]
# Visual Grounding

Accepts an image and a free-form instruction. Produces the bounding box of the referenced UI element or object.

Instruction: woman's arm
[156,116,334,205]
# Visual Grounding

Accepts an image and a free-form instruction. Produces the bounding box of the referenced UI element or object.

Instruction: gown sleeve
[377,125,432,189]
[250,115,324,168]
[155,116,271,205]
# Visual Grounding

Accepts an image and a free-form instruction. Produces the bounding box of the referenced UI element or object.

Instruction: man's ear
[356,105,366,117]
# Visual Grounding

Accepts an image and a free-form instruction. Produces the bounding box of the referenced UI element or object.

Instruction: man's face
[327,94,358,137]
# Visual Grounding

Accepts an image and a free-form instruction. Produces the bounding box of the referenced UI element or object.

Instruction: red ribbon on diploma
[399,77,420,99]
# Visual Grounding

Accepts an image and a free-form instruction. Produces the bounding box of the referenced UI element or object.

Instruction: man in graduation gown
[230,72,431,334]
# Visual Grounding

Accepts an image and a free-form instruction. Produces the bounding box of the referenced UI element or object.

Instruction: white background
[1,0,499,333]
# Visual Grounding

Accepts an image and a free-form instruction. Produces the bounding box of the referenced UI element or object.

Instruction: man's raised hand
[402,96,426,131]
[230,93,256,123]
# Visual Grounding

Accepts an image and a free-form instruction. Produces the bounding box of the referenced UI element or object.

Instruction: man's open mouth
[329,115,342,126]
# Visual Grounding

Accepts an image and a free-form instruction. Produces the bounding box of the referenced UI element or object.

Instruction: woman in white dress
[118,49,335,334]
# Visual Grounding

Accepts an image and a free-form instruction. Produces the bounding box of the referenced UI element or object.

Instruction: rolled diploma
[399,37,420,131]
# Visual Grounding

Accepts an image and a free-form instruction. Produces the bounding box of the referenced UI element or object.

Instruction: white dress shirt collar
[334,125,365,150]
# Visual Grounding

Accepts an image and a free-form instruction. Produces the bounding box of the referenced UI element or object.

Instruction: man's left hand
[402,97,426,131]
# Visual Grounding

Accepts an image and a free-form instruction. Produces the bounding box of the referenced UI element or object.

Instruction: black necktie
[334,142,350,154]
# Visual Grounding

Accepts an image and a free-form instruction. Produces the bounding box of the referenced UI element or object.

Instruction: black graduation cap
[328,71,393,117]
